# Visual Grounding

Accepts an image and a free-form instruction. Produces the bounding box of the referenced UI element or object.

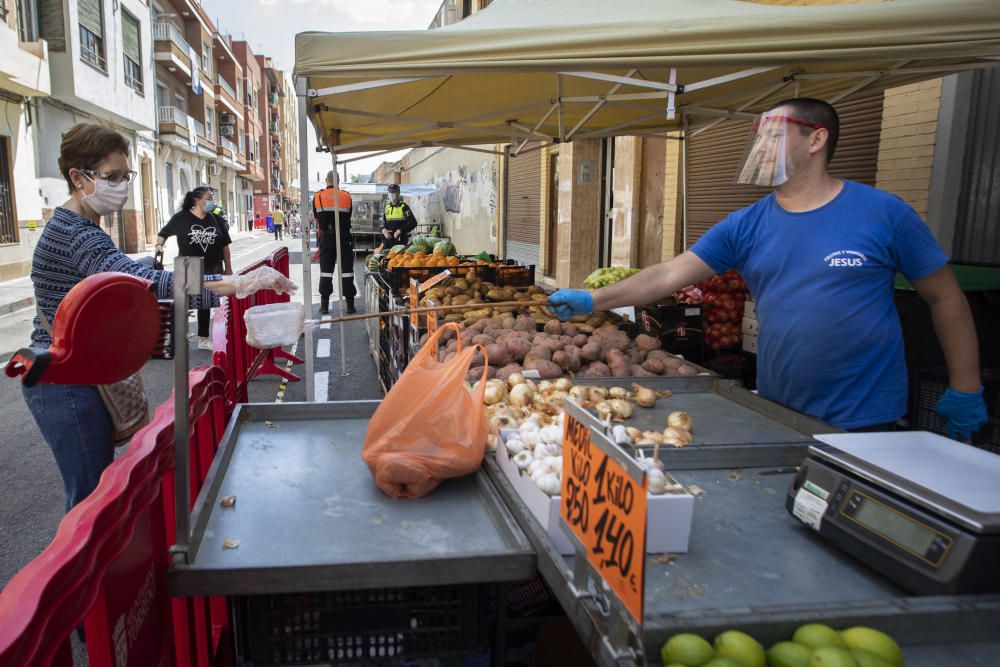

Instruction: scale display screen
[847,493,938,557]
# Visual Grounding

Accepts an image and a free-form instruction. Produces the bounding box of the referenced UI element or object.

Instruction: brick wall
[875,78,943,219]
[661,134,682,261]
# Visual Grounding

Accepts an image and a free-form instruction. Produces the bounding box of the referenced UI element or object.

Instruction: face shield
[736,113,826,187]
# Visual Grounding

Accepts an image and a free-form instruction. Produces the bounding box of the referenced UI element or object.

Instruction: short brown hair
[58,123,130,191]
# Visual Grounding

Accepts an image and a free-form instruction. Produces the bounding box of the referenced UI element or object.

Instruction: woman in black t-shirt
[156,186,233,350]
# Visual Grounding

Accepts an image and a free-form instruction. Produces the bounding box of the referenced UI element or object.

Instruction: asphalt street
[0,230,381,602]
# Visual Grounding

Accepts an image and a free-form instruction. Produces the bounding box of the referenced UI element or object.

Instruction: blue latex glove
[935,387,988,440]
[548,289,594,321]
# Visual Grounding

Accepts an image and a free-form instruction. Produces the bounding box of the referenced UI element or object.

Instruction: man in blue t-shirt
[548,98,987,436]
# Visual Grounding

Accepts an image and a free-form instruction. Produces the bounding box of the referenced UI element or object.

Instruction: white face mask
[81,176,129,216]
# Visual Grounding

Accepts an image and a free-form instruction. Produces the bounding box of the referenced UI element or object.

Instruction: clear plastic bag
[362,323,489,498]
[243,302,305,349]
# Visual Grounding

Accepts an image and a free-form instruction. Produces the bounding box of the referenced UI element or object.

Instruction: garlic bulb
[534,442,561,459]
[539,424,563,445]
[609,386,628,399]
[506,372,526,389]
[544,455,563,473]
[611,424,631,446]
[518,417,541,434]
[526,459,547,479]
[667,411,693,432]
[536,473,562,496]
[513,451,534,471]
[553,378,573,392]
[509,383,534,407]
[647,468,668,495]
[520,429,541,447]
[505,438,526,456]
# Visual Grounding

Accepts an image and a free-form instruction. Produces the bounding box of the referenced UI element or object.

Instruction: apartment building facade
[279,71,299,210]
[255,55,279,217]
[232,39,265,225]
[0,0,51,280]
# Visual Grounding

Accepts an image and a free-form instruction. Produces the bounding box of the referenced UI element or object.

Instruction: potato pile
[425,314,701,382]
[417,275,551,327]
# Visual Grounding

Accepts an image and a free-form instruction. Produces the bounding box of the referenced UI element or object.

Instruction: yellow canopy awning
[294,0,1000,154]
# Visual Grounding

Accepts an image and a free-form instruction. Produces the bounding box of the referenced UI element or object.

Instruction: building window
[174,92,186,114]
[239,130,245,153]
[202,43,212,77]
[205,106,214,140]
[37,0,66,51]
[122,10,143,94]
[78,0,106,71]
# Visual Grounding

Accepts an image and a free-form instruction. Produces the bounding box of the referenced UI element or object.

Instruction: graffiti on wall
[444,185,462,213]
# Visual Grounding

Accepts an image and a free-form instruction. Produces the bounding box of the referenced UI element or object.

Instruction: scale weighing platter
[790,431,1000,595]
[810,432,1000,533]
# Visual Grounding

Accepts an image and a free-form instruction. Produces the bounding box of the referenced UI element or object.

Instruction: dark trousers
[197,307,210,338]
[274,223,283,240]
[318,235,357,304]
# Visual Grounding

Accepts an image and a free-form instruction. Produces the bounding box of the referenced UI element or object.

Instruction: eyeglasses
[752,115,827,133]
[82,168,137,185]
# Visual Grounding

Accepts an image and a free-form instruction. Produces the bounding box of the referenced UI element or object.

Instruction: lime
[849,649,894,667]
[705,659,747,667]
[767,641,812,667]
[714,630,766,667]
[840,627,902,667]
[661,633,716,666]
[809,647,858,667]
[793,624,847,650]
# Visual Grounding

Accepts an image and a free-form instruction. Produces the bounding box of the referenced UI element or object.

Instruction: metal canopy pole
[170,256,203,564]
[332,144,349,378]
[296,76,316,402]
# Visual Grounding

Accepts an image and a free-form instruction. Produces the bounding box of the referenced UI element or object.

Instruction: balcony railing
[220,136,237,154]
[158,106,189,126]
[193,118,207,139]
[153,23,193,58]
[217,75,237,101]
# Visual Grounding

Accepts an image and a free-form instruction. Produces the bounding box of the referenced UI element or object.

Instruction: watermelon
[365,254,383,272]
[389,244,407,255]
[433,240,457,256]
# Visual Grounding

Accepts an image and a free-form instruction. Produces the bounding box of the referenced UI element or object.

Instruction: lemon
[840,627,903,667]
[705,659,747,667]
[849,650,895,667]
[767,641,812,667]
[661,633,716,666]
[793,624,847,650]
[714,630,766,667]
[809,647,858,667]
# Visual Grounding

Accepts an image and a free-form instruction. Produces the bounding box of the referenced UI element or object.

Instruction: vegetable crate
[364,273,390,362]
[635,302,705,363]
[494,264,535,288]
[235,585,486,665]
[151,299,174,359]
[381,264,485,295]
[910,367,1000,454]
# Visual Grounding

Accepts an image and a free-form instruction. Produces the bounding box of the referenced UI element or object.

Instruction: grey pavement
[0,229,385,598]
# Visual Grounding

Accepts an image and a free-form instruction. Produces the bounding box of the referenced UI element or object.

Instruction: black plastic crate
[495,265,535,288]
[238,585,485,665]
[636,302,705,364]
[910,367,1000,454]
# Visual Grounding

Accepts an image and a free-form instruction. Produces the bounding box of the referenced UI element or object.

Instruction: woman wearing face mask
[155,186,233,350]
[23,123,295,511]
[381,183,419,247]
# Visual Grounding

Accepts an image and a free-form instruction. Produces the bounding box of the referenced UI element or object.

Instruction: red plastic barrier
[0,366,233,667]
[212,246,303,410]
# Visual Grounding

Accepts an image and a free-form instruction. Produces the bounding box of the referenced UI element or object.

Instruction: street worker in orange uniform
[313,170,357,314]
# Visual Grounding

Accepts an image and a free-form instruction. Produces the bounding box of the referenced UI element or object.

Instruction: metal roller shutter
[685,93,884,248]
[505,149,541,266]
[953,68,1000,264]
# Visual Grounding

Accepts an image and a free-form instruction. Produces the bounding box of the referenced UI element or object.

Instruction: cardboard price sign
[426,303,438,333]
[418,269,451,293]
[409,279,420,328]
[560,406,647,623]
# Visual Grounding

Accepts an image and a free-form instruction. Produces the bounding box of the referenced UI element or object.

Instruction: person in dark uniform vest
[313,170,357,314]
[381,183,419,246]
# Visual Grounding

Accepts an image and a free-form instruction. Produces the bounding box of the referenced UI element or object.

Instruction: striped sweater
[30,207,222,347]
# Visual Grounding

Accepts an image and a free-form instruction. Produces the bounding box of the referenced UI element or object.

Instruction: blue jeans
[22,383,114,511]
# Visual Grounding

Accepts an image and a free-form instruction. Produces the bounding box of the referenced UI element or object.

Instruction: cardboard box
[743,333,758,354]
[495,436,695,556]
[741,317,759,336]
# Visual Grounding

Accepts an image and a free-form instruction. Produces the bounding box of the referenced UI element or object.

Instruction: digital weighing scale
[786,432,1000,595]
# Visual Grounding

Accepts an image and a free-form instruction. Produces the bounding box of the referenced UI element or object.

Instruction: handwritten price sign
[409,280,420,328]
[560,404,647,622]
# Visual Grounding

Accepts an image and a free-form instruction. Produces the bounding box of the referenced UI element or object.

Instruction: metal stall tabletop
[169,401,536,597]
[573,377,836,469]
[485,460,1000,667]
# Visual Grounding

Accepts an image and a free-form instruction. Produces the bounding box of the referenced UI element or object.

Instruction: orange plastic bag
[362,323,489,498]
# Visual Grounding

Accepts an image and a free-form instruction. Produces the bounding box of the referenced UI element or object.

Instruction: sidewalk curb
[0,296,34,316]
